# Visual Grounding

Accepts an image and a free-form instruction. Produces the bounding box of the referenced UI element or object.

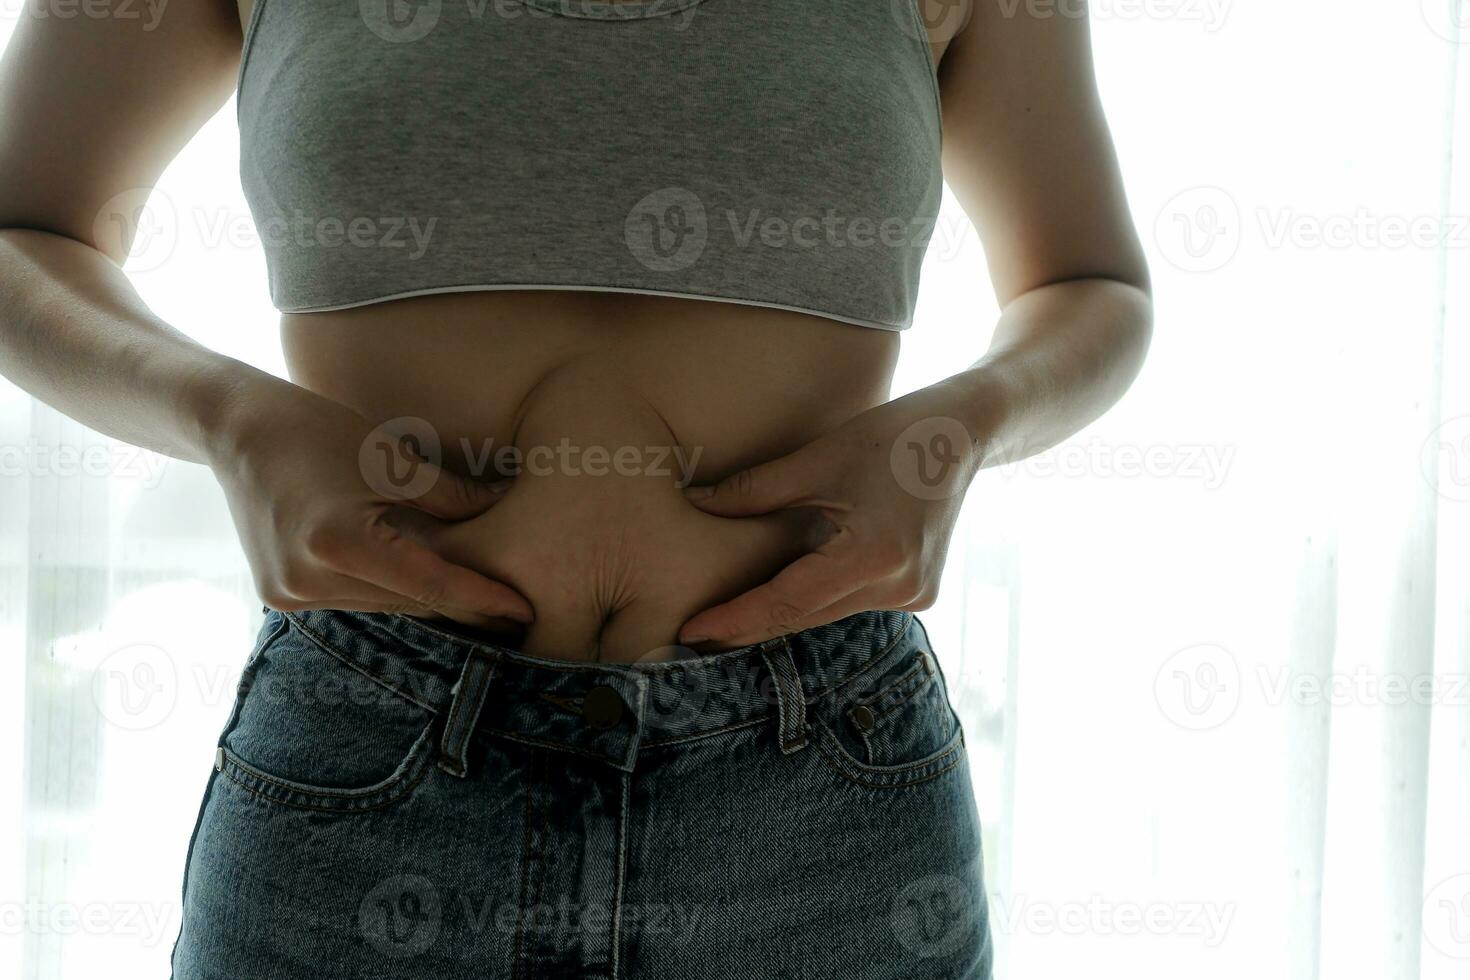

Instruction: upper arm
[0,0,243,262]
[936,2,1150,305]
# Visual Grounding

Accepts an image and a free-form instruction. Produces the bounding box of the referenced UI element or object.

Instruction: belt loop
[760,638,808,755]
[438,648,497,778]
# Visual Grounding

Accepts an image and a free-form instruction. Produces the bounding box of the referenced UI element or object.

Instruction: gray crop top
[236,0,943,330]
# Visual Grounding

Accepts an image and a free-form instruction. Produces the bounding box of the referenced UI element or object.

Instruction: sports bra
[236,0,943,330]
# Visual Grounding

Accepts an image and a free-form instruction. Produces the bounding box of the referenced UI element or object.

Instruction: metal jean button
[582,685,625,730]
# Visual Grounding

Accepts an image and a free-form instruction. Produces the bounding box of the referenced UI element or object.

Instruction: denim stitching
[510,748,539,979]
[377,609,908,679]
[283,612,437,712]
[640,714,768,748]
[389,612,740,676]
[809,722,966,790]
[174,614,291,973]
[867,674,935,726]
[217,757,433,814]
[215,729,438,813]
[846,651,936,732]
[608,618,916,751]
[873,662,935,718]
[478,727,630,768]
[242,613,290,676]
[761,640,808,753]
[532,748,552,926]
[285,610,916,758]
[855,650,930,710]
[812,737,966,791]
[216,725,435,798]
[610,768,631,978]
[804,612,914,705]
[439,653,496,775]
[515,749,552,977]
[448,656,493,749]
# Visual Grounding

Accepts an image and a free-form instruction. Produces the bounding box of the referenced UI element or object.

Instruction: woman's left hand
[677,384,988,648]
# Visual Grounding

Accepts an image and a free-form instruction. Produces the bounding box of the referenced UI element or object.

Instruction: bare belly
[281,289,899,661]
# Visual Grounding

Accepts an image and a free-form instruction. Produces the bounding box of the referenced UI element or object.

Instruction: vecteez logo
[359,875,442,958]
[891,0,974,44]
[93,187,178,274]
[1154,186,1242,273]
[890,417,974,501]
[92,642,178,731]
[625,188,709,273]
[1421,415,1470,503]
[1422,0,1470,44]
[360,0,442,42]
[1154,643,1241,731]
[358,416,444,502]
[1424,872,1470,959]
[891,874,982,959]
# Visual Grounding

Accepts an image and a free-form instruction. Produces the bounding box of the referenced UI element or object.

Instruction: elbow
[1091,248,1155,373]
[1115,278,1154,397]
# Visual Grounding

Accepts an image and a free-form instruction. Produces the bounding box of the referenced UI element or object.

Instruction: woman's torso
[283,292,896,662]
[241,0,953,662]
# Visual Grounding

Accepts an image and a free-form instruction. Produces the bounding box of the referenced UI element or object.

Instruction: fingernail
[681,634,708,645]
[682,486,714,501]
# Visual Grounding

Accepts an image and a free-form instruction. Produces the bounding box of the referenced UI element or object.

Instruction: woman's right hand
[204,369,534,628]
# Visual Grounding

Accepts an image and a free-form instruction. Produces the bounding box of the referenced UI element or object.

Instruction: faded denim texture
[171,607,992,979]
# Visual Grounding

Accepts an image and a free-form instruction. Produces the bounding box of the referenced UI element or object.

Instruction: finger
[749,590,896,642]
[677,549,865,647]
[275,573,518,631]
[357,428,488,515]
[353,534,535,622]
[682,450,827,518]
[400,465,514,522]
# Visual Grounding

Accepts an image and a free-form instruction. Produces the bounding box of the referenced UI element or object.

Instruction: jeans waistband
[280,606,917,775]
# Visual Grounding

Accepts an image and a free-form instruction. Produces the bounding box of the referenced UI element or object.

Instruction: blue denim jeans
[171,607,993,979]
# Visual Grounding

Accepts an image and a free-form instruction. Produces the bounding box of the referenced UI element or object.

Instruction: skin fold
[0,0,1153,662]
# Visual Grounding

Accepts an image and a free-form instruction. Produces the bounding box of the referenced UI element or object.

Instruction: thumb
[683,451,817,518]
[399,465,513,521]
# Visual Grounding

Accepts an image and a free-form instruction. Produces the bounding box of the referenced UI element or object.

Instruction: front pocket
[837,646,962,767]
[810,721,966,790]
[808,627,969,789]
[215,615,440,813]
[215,725,439,813]
[844,649,941,757]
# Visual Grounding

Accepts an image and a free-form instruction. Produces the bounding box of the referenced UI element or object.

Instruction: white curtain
[1,3,1467,978]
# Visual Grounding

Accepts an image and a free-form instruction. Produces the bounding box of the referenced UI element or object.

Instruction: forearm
[938,276,1154,471]
[0,227,259,465]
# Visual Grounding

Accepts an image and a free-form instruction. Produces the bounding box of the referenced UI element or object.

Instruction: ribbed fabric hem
[275,282,911,331]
